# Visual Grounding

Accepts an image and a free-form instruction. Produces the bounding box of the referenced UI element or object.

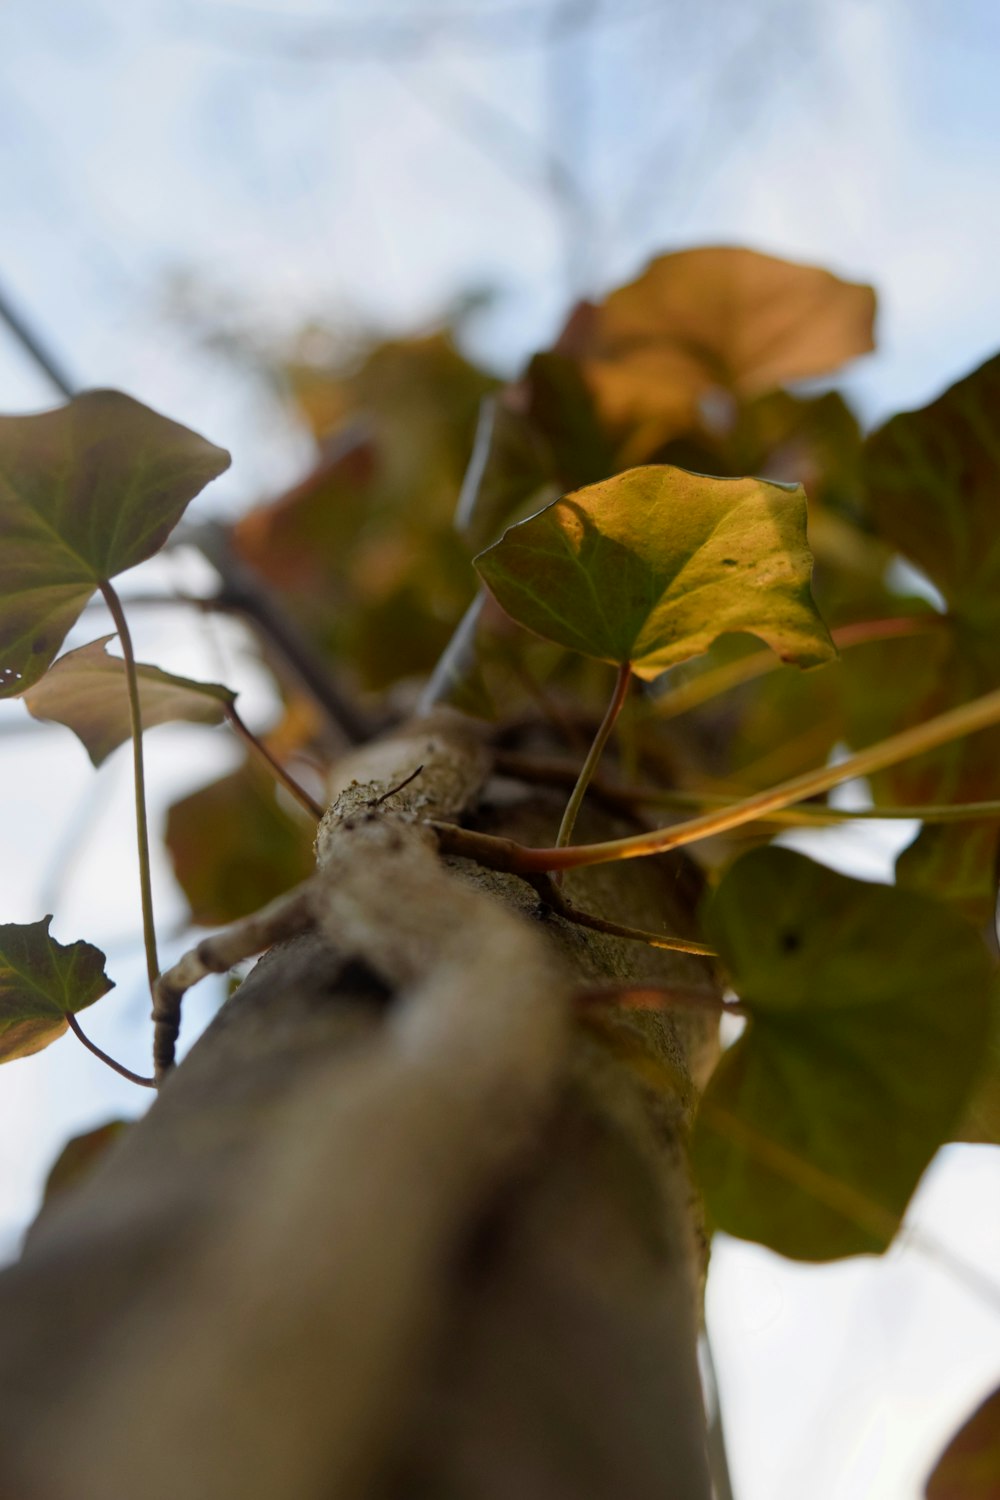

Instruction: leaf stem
[224,705,323,820]
[494,749,1000,825]
[554,661,631,852]
[577,983,744,1017]
[435,682,1000,875]
[65,1011,156,1089]
[99,581,160,993]
[527,682,1000,872]
[531,873,716,957]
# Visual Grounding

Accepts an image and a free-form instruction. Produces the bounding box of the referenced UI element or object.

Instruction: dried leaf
[574,247,875,455]
[166,760,315,926]
[926,1384,1000,1500]
[24,637,234,766]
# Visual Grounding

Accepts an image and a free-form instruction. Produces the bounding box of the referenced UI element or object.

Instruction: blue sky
[1,4,999,1498]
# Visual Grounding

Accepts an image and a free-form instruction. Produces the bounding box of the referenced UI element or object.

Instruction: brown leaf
[567,247,875,458]
[166,760,315,926]
[926,1384,1000,1499]
[24,637,234,767]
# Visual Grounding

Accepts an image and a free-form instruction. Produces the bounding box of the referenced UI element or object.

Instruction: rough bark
[0,713,719,1500]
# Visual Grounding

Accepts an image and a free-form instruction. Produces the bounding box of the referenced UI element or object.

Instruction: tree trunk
[0,714,719,1499]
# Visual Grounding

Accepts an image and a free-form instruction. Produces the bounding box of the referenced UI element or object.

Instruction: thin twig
[434,679,1000,874]
[576,982,740,1017]
[196,0,663,60]
[189,522,374,746]
[387,64,589,239]
[0,277,76,398]
[494,748,1000,826]
[100,581,160,992]
[418,591,487,714]
[531,873,716,958]
[225,705,323,820]
[66,1012,157,1090]
[511,682,1000,873]
[374,765,425,804]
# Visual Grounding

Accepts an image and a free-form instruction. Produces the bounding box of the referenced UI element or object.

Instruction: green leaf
[926,1384,1000,1499]
[895,821,1000,928]
[23,636,235,766]
[849,358,1000,910]
[862,353,1000,634]
[0,917,114,1062]
[0,390,230,697]
[475,465,835,680]
[166,759,315,926]
[693,848,992,1260]
[955,980,1000,1145]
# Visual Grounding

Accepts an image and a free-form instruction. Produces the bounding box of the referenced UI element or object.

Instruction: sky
[0,2,999,1497]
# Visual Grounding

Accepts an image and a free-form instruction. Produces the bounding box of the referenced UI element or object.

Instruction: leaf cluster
[0,245,998,1491]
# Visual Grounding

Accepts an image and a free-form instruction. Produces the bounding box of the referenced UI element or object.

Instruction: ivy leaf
[23,637,235,766]
[566,247,875,458]
[0,917,114,1062]
[475,465,835,680]
[955,984,1000,1145]
[166,759,315,926]
[863,353,1000,635]
[895,821,1000,928]
[926,1384,1000,1499]
[850,356,1000,912]
[0,390,230,697]
[693,848,992,1260]
[233,335,488,690]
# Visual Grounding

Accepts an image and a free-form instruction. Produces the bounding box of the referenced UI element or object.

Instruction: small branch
[99,581,160,993]
[152,881,317,1080]
[65,1012,156,1090]
[495,749,1000,826]
[190,522,374,746]
[531,873,716,958]
[511,682,1000,873]
[0,277,76,398]
[435,681,1000,875]
[418,590,487,715]
[453,398,498,535]
[576,982,741,1018]
[225,705,323,820]
[373,765,424,805]
[555,662,631,854]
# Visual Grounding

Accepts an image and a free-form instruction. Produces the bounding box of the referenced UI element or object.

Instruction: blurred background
[1,2,999,1497]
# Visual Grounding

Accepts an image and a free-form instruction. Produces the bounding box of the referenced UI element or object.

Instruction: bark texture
[0,712,719,1500]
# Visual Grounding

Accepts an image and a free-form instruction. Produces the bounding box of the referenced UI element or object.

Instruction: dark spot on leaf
[721,558,738,567]
[779,929,801,953]
[32,636,50,654]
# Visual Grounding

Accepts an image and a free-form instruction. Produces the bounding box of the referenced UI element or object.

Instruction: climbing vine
[0,246,997,1491]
